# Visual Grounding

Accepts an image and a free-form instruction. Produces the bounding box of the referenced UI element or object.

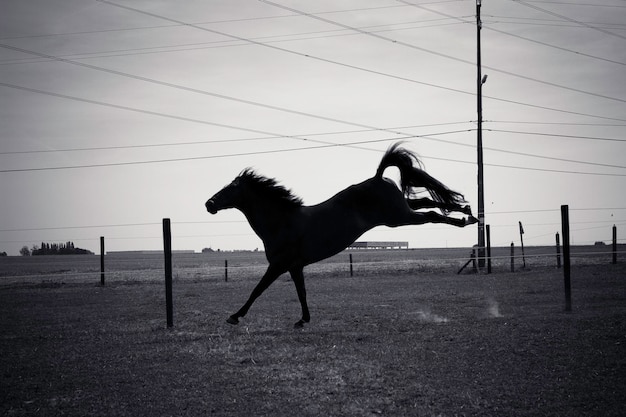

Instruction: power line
[4,134,625,176]
[483,23,626,67]
[0,3,419,41]
[0,17,470,66]
[3,4,623,134]
[419,133,626,170]
[0,42,476,137]
[486,120,626,127]
[2,81,623,173]
[487,128,626,143]
[512,0,626,40]
[0,82,301,138]
[0,131,470,173]
[93,0,626,123]
[398,0,626,68]
[483,13,626,28]
[519,1,626,8]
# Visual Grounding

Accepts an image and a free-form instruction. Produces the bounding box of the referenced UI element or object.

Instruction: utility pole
[476,0,486,267]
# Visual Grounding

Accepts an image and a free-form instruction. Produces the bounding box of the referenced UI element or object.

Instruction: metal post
[519,222,526,269]
[349,253,354,277]
[613,225,617,264]
[510,242,514,272]
[556,232,561,269]
[100,236,105,286]
[486,224,492,274]
[225,259,228,282]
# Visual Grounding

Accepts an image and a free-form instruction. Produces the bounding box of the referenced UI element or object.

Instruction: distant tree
[20,246,31,256]
[31,241,93,255]
[202,247,215,253]
[0,251,7,257]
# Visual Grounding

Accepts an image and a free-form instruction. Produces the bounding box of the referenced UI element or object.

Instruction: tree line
[20,242,94,256]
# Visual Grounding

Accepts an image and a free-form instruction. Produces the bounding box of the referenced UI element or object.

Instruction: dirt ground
[1,263,625,416]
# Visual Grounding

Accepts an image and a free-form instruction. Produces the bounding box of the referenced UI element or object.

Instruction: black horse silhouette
[205,143,477,328]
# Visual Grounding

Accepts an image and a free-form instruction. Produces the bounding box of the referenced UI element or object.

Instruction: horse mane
[239,168,304,208]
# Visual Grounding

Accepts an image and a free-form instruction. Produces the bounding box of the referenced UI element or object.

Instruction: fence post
[556,232,561,269]
[561,205,572,312]
[349,253,353,277]
[163,218,174,328]
[100,236,105,286]
[519,222,526,269]
[613,225,617,264]
[510,242,514,272]
[486,225,492,274]
[225,259,228,282]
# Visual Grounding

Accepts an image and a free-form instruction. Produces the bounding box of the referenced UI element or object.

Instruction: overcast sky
[1,0,625,255]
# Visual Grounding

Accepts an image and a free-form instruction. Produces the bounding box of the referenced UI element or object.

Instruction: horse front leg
[289,267,310,329]
[227,265,282,325]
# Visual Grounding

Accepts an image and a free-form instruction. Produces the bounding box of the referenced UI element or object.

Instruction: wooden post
[349,253,354,277]
[613,225,617,264]
[100,236,105,286]
[224,259,228,282]
[510,242,514,272]
[472,247,477,273]
[556,232,561,269]
[163,218,173,327]
[486,224,492,274]
[561,205,572,312]
[519,222,526,269]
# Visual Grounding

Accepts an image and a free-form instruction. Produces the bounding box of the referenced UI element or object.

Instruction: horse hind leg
[407,197,473,216]
[400,210,476,228]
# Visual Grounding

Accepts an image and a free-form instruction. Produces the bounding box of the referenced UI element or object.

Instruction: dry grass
[1,257,625,416]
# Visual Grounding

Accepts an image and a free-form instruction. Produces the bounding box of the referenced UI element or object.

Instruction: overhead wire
[519,1,626,8]
[1,82,624,175]
[397,0,626,68]
[93,0,626,122]
[0,2,418,41]
[487,128,626,143]
[1,1,624,175]
[0,131,472,173]
[2,1,624,144]
[512,0,626,40]
[0,17,470,66]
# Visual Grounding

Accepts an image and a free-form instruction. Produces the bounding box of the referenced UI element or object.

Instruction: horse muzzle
[205,199,218,214]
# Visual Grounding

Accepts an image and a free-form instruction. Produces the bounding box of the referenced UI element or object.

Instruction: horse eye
[232,178,240,186]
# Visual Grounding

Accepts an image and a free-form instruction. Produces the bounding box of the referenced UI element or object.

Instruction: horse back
[287,177,407,265]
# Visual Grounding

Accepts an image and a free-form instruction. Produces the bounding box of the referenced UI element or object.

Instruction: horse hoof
[226,316,239,325]
[466,216,478,225]
[294,320,305,329]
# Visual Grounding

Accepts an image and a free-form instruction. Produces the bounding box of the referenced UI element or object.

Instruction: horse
[205,142,477,328]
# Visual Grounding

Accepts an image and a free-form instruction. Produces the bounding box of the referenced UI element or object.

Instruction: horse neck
[236,197,298,240]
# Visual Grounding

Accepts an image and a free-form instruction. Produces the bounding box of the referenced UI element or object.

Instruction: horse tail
[376,142,466,213]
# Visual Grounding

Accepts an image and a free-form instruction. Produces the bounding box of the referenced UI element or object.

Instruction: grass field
[1,249,625,416]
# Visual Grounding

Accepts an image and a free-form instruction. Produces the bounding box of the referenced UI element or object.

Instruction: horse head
[205,175,245,214]
[206,168,303,215]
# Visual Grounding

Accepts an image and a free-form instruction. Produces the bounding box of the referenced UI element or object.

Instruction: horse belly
[298,210,368,265]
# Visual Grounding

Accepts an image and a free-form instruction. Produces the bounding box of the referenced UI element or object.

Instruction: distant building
[347,241,408,250]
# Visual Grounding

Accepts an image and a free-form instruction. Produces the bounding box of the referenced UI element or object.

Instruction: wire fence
[1,244,623,287]
[1,207,624,286]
